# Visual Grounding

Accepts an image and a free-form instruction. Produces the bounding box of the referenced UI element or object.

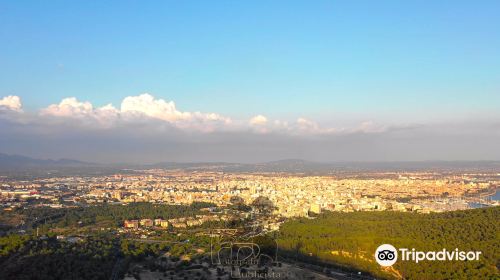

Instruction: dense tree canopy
[16,202,213,230]
[0,204,498,279]
[251,196,275,214]
[275,207,500,279]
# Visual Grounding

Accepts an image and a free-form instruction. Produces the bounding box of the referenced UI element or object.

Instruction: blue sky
[1,1,500,162]
[1,1,499,120]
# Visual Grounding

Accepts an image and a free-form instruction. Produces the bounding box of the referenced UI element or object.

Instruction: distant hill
[0,153,94,168]
[2,152,500,174]
[146,161,243,170]
[145,159,500,173]
[143,159,330,173]
[0,153,125,179]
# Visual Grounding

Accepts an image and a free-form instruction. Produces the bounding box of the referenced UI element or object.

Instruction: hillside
[275,207,500,279]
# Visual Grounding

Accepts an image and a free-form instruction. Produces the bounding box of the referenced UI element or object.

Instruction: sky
[0,1,499,163]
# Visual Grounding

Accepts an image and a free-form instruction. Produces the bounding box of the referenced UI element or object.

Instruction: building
[309,203,321,214]
[140,219,154,227]
[112,191,122,200]
[186,219,203,227]
[171,222,187,228]
[124,220,139,229]
[160,220,169,228]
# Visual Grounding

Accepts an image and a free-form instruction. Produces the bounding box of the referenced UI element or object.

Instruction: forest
[0,232,181,280]
[0,204,498,279]
[9,202,217,232]
[275,206,500,279]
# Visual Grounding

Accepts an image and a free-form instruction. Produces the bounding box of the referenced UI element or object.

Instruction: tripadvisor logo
[375,244,398,266]
[375,244,482,266]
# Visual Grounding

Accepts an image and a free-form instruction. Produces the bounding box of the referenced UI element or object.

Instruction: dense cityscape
[0,166,499,279]
[2,170,498,216]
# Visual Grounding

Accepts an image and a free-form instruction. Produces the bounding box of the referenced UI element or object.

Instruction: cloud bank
[1,93,499,163]
[3,93,365,134]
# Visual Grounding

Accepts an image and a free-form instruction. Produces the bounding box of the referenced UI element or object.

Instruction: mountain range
[1,153,500,174]
[0,153,92,167]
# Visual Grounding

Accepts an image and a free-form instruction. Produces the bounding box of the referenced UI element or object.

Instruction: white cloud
[11,93,396,135]
[0,95,22,112]
[296,117,319,131]
[249,115,268,126]
[121,93,191,122]
[41,97,96,117]
[94,103,120,123]
[39,93,231,131]
[120,93,231,131]
[40,97,120,127]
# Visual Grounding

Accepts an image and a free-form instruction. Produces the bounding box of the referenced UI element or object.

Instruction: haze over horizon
[1,1,499,163]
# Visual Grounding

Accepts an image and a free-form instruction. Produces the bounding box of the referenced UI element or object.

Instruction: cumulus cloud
[41,97,97,117]
[120,94,231,132]
[40,97,119,127]
[121,94,191,122]
[37,93,231,131]
[0,95,22,112]
[0,94,413,136]
[0,93,364,135]
[296,117,318,131]
[1,94,499,162]
[249,115,268,126]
